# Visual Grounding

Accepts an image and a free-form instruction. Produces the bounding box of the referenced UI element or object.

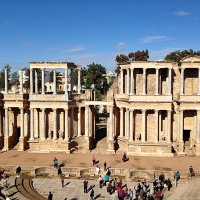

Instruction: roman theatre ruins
[0,55,200,157]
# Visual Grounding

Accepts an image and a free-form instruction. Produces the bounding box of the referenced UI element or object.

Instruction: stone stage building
[0,55,200,157]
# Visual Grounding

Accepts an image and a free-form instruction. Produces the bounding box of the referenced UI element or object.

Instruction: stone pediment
[180,55,200,63]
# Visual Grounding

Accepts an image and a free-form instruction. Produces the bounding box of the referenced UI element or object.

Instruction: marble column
[35,109,39,138]
[30,108,34,140]
[53,108,57,139]
[130,69,134,94]
[41,68,45,94]
[198,68,200,95]
[167,68,172,95]
[180,68,185,95]
[167,110,171,142]
[154,110,158,142]
[64,108,69,141]
[20,108,24,137]
[142,109,146,142]
[65,68,68,96]
[120,107,124,137]
[85,106,89,138]
[70,108,74,138]
[53,68,57,94]
[30,68,33,94]
[35,70,38,94]
[41,108,46,140]
[78,69,81,94]
[109,106,113,140]
[196,110,200,142]
[155,68,159,95]
[126,108,130,139]
[70,69,73,94]
[120,69,124,94]
[129,109,134,142]
[126,69,130,94]
[143,68,146,95]
[4,107,9,137]
[78,107,81,136]
[20,69,23,94]
[4,68,8,94]
[179,110,183,142]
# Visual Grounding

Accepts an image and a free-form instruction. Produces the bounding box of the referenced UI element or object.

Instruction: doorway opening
[183,130,191,152]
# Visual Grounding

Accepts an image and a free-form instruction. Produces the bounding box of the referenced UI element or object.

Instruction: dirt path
[1,150,200,173]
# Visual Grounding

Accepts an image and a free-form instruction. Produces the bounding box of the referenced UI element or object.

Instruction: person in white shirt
[96,165,100,175]
[5,195,11,200]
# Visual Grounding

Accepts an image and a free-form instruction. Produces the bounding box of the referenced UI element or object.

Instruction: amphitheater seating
[15,174,47,200]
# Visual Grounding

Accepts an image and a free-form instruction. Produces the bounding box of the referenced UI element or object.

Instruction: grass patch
[162,167,172,171]
[79,162,86,166]
[134,158,140,161]
[11,155,19,158]
[115,160,121,163]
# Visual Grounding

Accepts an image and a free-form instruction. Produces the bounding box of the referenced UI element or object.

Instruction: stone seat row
[15,174,47,200]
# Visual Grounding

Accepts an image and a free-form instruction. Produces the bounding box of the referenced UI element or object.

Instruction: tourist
[58,167,62,176]
[99,175,103,188]
[155,189,162,200]
[96,165,100,175]
[61,177,64,187]
[16,166,21,176]
[174,171,180,182]
[118,187,124,200]
[111,190,119,200]
[106,180,111,194]
[104,161,107,171]
[83,180,88,193]
[5,195,11,200]
[189,166,195,177]
[122,152,129,162]
[3,178,8,189]
[128,189,133,200]
[54,158,58,169]
[90,188,94,200]
[48,191,53,200]
[104,174,109,186]
[92,155,96,165]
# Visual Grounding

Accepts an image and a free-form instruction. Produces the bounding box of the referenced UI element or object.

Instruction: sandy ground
[1,150,200,173]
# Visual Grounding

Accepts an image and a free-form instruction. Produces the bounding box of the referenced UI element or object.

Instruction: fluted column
[30,68,33,94]
[120,69,124,94]
[130,69,134,94]
[154,110,158,142]
[20,108,24,137]
[78,69,81,94]
[179,110,183,142]
[109,106,113,140]
[53,68,57,94]
[70,108,74,138]
[198,68,200,95]
[143,68,146,95]
[35,70,38,94]
[155,68,159,95]
[53,108,57,139]
[30,108,34,140]
[85,106,89,138]
[41,108,46,140]
[167,68,172,95]
[180,68,185,95]
[78,107,81,136]
[126,69,130,94]
[126,108,130,139]
[120,107,124,137]
[20,69,23,94]
[70,68,73,93]
[197,110,200,142]
[4,107,9,137]
[65,68,68,96]
[167,110,171,142]
[4,68,8,94]
[41,68,45,94]
[129,109,134,142]
[142,109,146,142]
[35,109,39,138]
[64,108,69,141]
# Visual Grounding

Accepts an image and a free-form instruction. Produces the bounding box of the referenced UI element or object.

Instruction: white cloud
[174,11,191,16]
[62,45,86,52]
[139,35,170,44]
[116,42,126,51]
[21,41,37,47]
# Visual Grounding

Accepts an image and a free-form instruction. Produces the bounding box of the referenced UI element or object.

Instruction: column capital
[154,109,159,112]
[41,108,45,111]
[142,109,146,112]
[4,67,8,71]
[30,68,33,71]
[78,107,81,111]
[53,108,57,112]
[64,108,69,111]
[126,107,129,111]
[156,68,159,71]
[129,108,134,112]
[197,110,200,114]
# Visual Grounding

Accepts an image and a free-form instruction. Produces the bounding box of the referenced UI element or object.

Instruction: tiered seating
[15,174,47,200]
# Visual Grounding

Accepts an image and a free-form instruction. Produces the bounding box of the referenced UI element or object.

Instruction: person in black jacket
[48,191,53,200]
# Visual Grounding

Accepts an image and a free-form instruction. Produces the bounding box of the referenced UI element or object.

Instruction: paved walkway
[33,178,137,200]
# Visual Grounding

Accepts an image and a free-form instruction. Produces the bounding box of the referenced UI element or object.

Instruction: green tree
[49,70,62,86]
[73,67,87,89]
[10,71,20,87]
[0,65,11,91]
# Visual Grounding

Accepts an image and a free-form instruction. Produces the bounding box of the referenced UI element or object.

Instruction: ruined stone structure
[0,56,200,157]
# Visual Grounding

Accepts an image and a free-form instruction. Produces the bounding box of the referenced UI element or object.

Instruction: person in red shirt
[156,189,162,200]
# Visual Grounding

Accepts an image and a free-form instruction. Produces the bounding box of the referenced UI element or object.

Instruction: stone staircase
[165,177,200,200]
[91,137,108,154]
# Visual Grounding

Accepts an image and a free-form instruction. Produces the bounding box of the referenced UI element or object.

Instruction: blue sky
[0,1,200,73]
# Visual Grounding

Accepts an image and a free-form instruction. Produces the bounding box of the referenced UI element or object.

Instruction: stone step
[180,179,195,199]
[166,183,187,200]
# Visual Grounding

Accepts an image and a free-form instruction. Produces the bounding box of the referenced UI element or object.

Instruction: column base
[107,139,115,154]
[18,137,25,151]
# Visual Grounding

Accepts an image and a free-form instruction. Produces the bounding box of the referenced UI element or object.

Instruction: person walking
[92,155,96,165]
[90,188,94,200]
[96,165,100,176]
[61,177,65,187]
[104,161,107,171]
[99,175,103,188]
[83,180,88,193]
[48,191,53,200]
